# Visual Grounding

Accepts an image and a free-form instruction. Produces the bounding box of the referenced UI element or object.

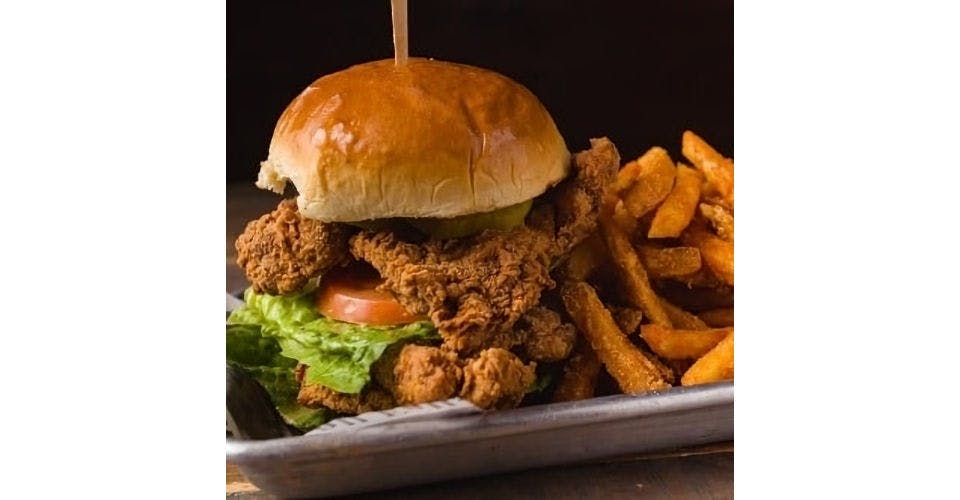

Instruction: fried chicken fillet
[235,199,353,295]
[350,138,619,356]
[295,364,396,414]
[460,348,536,410]
[517,306,576,363]
[373,344,463,405]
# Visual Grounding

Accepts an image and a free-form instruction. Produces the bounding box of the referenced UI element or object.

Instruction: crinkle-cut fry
[682,224,734,286]
[561,233,606,282]
[698,308,734,328]
[552,339,602,403]
[682,130,733,210]
[561,282,669,393]
[599,208,673,327]
[681,330,734,386]
[620,147,676,219]
[648,164,703,238]
[700,203,734,242]
[659,299,710,330]
[638,245,702,278]
[641,324,731,360]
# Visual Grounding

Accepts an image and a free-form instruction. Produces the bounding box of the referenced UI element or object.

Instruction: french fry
[656,280,734,312]
[659,299,710,330]
[614,159,641,194]
[640,346,675,384]
[591,131,734,393]
[610,197,639,234]
[697,239,734,286]
[700,203,734,242]
[552,339,602,403]
[671,266,726,289]
[599,209,673,327]
[682,130,733,210]
[647,164,703,238]
[640,324,731,360]
[638,245,702,278]
[561,233,606,282]
[620,147,676,218]
[681,330,734,386]
[682,224,734,286]
[698,308,734,328]
[561,282,669,393]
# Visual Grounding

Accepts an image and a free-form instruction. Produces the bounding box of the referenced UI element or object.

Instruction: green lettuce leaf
[225,323,329,430]
[227,288,440,395]
[229,288,320,335]
[284,318,438,393]
[527,370,555,394]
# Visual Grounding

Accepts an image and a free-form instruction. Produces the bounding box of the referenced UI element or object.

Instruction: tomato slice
[315,264,427,326]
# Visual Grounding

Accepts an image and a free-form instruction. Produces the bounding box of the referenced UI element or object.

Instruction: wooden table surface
[226,182,734,498]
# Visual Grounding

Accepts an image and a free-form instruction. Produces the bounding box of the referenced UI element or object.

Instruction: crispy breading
[551,138,620,254]
[296,384,396,414]
[295,365,396,413]
[459,348,536,410]
[235,199,353,294]
[610,306,644,336]
[350,226,555,354]
[374,344,462,405]
[517,306,577,363]
[552,339,602,403]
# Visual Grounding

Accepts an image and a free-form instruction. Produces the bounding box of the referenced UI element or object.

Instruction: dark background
[227,0,732,183]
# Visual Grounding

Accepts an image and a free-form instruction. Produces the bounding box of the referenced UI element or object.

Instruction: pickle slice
[409,199,533,239]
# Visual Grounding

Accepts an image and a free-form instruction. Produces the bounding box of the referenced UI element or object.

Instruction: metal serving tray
[225,293,734,498]
[227,383,733,498]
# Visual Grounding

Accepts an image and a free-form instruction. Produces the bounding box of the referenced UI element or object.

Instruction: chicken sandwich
[226,58,619,430]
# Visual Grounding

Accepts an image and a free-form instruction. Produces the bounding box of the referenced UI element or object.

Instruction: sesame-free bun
[256,58,570,222]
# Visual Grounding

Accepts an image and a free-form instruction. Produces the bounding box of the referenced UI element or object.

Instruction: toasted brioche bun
[257,58,570,222]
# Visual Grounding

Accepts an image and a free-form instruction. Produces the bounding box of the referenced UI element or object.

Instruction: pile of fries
[554,131,734,401]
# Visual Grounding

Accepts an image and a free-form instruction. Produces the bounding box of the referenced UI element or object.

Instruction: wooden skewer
[391,0,408,65]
